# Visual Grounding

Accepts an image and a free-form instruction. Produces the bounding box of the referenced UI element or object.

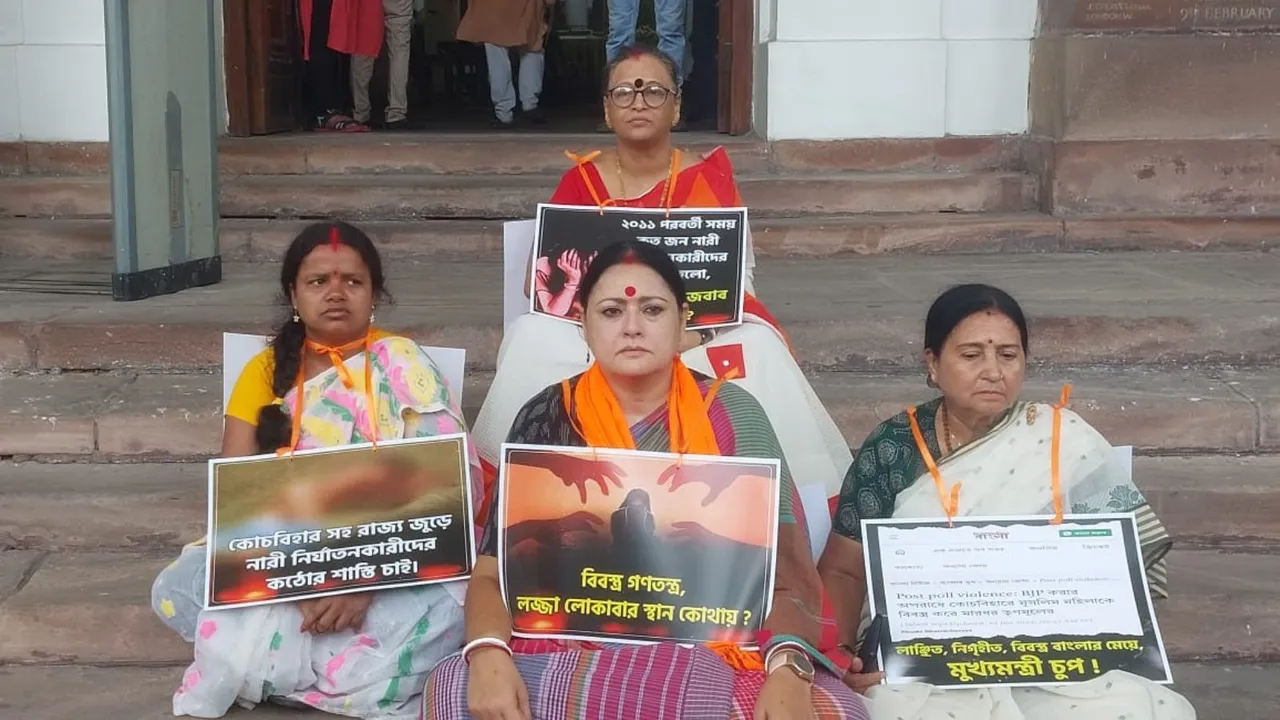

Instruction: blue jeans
[606,0,687,82]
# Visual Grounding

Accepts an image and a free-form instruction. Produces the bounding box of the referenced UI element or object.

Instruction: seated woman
[817,284,1194,720]
[422,240,869,719]
[151,221,481,718]
[473,44,850,531]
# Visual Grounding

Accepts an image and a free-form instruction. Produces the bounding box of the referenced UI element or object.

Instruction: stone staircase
[1,133,1278,717]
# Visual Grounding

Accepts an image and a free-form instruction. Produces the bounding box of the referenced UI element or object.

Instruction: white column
[5,0,109,142]
[942,0,1038,135]
[756,0,1037,140]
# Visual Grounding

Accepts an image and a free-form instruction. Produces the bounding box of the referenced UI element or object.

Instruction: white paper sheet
[503,219,537,329]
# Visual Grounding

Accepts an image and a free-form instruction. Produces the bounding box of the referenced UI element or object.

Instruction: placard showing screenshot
[205,435,476,609]
[530,204,747,329]
[497,444,778,644]
[861,514,1172,688]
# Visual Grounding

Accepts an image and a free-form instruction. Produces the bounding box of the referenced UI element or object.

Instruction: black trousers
[306,0,346,118]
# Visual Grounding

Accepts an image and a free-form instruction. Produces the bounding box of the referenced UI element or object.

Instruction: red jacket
[299,0,385,60]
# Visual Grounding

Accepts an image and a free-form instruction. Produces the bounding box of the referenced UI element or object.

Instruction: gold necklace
[940,401,958,455]
[615,149,675,207]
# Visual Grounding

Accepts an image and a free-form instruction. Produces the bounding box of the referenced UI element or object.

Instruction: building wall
[3,0,1035,143]
[757,0,1038,140]
[0,0,109,142]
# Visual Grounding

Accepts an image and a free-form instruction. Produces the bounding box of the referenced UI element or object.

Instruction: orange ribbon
[1050,385,1073,525]
[907,405,960,525]
[279,331,379,455]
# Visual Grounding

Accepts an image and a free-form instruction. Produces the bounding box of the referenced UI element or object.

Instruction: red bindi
[624,286,637,297]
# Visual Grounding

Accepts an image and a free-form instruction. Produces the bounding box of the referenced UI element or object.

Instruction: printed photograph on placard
[205,434,475,610]
[530,204,747,329]
[497,444,779,644]
[861,514,1173,689]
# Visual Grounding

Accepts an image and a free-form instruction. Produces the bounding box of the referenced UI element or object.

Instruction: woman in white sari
[816,283,1195,720]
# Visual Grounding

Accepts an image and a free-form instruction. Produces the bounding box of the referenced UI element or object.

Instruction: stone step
[1,135,1023,177]
[0,547,1273,666]
[0,367,1275,461]
[6,455,1278,554]
[2,254,1279,374]
[0,171,1037,220]
[220,171,1037,219]
[5,214,1280,264]
[2,662,1272,720]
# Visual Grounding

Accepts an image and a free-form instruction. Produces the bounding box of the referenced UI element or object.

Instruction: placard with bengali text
[205,435,475,609]
[497,444,779,644]
[530,204,747,329]
[861,514,1172,689]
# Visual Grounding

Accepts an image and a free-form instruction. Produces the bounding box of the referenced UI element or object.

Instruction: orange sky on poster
[502,449,777,549]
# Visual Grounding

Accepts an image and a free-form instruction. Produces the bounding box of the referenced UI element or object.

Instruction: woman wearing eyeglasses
[471,44,852,568]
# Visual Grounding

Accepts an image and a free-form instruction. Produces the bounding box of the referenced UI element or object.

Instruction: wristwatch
[766,647,815,683]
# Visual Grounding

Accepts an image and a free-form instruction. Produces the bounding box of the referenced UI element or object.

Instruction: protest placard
[530,204,747,329]
[497,444,779,644]
[205,434,475,609]
[861,514,1173,688]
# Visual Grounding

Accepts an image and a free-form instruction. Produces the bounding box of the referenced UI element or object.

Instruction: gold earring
[370,310,377,324]
[292,309,300,323]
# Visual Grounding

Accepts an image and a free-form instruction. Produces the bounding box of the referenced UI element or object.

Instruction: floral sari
[832,396,1193,720]
[151,335,482,719]
[423,374,869,719]
[473,147,851,553]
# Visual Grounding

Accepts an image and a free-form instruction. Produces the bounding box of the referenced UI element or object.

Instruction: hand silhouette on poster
[656,461,748,506]
[506,510,605,550]
[519,453,628,503]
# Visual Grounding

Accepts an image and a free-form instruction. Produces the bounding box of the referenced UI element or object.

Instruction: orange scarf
[563,359,721,456]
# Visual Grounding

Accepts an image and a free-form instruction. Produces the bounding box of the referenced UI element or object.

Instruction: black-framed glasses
[606,83,677,109]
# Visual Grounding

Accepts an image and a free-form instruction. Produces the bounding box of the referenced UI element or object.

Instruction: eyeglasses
[606,83,677,109]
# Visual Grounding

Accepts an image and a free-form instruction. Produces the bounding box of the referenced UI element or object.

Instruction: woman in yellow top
[150,221,481,719]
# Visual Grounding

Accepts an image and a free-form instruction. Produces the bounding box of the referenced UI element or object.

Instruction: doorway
[222,0,753,136]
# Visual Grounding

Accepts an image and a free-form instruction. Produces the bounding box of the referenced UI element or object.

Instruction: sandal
[314,112,370,133]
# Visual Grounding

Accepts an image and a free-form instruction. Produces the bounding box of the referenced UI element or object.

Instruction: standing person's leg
[309,0,367,130]
[350,53,376,124]
[308,0,342,119]
[653,0,687,82]
[382,0,414,125]
[484,43,518,125]
[605,0,640,63]
[517,48,546,123]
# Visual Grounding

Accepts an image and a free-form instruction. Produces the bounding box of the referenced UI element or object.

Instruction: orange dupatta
[561,359,721,456]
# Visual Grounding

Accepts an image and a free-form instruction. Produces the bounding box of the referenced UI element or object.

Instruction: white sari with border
[863,400,1194,720]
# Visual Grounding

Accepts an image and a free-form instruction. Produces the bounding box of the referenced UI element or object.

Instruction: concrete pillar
[105,0,221,301]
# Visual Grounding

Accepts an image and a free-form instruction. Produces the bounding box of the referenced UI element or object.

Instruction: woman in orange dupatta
[423,240,869,719]
[472,46,850,553]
